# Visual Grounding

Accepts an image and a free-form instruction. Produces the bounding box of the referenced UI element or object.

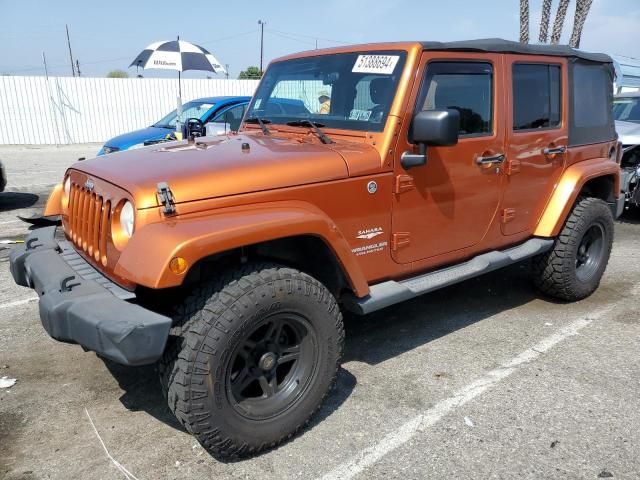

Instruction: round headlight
[119,201,135,238]
[62,176,71,211]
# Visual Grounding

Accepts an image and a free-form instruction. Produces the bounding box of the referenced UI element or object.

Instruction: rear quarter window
[568,61,616,146]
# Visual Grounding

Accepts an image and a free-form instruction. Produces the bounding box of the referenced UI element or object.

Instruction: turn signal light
[169,257,188,275]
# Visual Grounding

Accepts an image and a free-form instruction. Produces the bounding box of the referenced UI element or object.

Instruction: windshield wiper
[286,120,334,144]
[245,116,271,135]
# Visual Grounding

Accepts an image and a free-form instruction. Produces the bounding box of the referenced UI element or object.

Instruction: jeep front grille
[68,182,111,266]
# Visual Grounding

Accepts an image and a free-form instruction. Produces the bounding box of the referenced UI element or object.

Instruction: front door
[501,56,568,235]
[391,53,505,264]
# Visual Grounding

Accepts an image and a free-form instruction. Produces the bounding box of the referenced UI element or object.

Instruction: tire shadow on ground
[99,361,186,432]
[342,262,540,366]
[0,192,39,212]
[617,207,640,225]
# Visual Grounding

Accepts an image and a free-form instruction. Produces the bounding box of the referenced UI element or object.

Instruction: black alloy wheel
[227,313,319,420]
[575,223,605,282]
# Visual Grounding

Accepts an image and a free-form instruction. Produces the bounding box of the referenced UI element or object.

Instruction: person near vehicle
[318,90,331,114]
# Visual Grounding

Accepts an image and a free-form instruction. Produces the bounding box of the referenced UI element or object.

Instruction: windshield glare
[153,101,216,128]
[613,97,640,124]
[246,51,407,132]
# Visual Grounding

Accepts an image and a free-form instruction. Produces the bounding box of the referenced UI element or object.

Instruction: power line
[197,29,258,46]
[268,28,351,45]
[3,55,133,73]
[266,30,316,47]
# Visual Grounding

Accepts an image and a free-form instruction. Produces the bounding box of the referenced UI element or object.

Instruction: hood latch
[157,182,176,215]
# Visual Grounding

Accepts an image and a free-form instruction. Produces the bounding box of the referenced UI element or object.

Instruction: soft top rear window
[568,60,616,146]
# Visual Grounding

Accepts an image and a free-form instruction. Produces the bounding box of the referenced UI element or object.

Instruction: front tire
[532,197,614,301]
[160,263,344,459]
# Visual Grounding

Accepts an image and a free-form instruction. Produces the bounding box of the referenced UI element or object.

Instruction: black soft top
[420,38,612,64]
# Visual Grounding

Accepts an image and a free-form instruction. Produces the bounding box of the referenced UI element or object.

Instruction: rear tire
[159,262,344,459]
[532,197,614,301]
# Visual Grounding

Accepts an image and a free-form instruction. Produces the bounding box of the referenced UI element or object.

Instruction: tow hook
[26,237,42,250]
[60,275,81,292]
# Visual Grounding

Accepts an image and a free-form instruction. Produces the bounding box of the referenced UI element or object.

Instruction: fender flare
[114,200,370,297]
[534,158,621,237]
[43,183,63,216]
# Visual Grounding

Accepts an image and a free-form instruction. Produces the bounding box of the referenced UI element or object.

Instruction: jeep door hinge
[501,208,516,223]
[394,174,414,194]
[506,159,521,176]
[392,232,411,251]
[156,182,176,215]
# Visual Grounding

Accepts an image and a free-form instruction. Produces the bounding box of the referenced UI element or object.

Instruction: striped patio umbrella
[130,37,227,97]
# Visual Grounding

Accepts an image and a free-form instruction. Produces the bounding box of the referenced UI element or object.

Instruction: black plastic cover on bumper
[9,227,171,366]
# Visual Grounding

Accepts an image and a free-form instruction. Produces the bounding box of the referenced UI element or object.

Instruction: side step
[343,238,554,315]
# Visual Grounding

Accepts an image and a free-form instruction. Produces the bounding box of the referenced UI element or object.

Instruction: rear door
[391,53,505,264]
[501,56,568,235]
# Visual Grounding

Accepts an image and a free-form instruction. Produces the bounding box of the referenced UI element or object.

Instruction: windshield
[153,100,216,128]
[246,51,407,132]
[613,97,640,124]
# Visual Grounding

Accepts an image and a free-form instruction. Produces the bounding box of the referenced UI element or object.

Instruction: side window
[211,104,246,131]
[513,64,561,130]
[417,62,493,136]
[572,63,608,127]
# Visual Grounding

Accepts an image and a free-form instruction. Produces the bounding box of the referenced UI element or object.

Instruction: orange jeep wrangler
[10,39,622,458]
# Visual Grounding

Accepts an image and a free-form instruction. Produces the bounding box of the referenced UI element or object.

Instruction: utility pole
[66,24,76,77]
[258,20,266,74]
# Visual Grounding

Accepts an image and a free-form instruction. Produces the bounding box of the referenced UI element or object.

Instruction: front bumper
[9,227,171,366]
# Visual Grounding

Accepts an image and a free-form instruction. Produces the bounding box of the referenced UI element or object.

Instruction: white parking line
[0,296,38,310]
[0,219,22,225]
[319,305,614,480]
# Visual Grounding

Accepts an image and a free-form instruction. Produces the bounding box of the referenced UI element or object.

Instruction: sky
[1,0,638,78]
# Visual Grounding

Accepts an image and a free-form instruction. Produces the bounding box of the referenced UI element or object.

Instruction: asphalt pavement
[1,144,639,480]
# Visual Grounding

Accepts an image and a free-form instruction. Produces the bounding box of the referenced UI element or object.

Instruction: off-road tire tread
[532,197,613,301]
[158,262,344,459]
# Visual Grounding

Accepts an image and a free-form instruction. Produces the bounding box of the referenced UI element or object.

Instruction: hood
[615,120,640,146]
[72,132,380,209]
[102,126,172,151]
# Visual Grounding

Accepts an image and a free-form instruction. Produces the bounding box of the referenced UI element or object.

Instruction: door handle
[543,146,567,156]
[476,153,505,165]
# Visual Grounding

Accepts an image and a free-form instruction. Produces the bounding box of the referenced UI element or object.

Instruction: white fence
[0,76,259,145]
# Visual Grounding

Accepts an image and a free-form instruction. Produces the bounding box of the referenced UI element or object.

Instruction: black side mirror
[401,109,460,169]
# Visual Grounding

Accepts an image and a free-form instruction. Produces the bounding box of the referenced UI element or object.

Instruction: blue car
[98,96,251,155]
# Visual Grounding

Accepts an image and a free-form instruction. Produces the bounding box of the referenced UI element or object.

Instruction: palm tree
[519,0,530,43]
[538,0,553,43]
[569,0,593,47]
[551,0,571,44]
